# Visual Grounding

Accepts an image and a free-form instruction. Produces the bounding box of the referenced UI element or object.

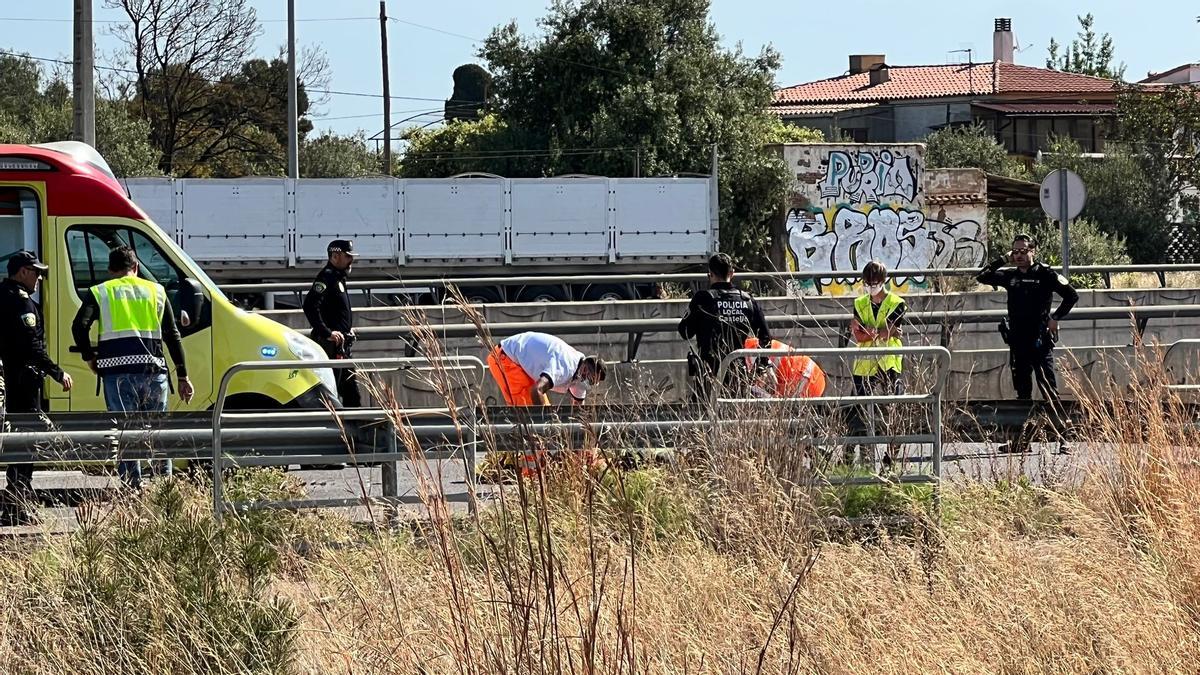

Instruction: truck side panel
[125,175,718,278]
[614,178,712,258]
[295,179,397,264]
[510,178,610,260]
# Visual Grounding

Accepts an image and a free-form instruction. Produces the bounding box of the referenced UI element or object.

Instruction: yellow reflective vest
[852,291,904,377]
[90,276,167,373]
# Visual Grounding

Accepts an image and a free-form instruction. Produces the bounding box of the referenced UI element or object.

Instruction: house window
[1075,118,1095,152]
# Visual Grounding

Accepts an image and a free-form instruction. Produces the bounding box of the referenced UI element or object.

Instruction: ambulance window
[65,224,210,337]
[65,228,115,294]
[126,230,183,290]
[65,225,184,297]
[0,188,39,267]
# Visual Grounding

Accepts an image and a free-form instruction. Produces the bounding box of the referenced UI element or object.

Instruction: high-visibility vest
[91,276,168,373]
[852,292,904,377]
[744,338,826,397]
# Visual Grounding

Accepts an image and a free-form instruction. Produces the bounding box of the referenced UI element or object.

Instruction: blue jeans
[102,372,169,488]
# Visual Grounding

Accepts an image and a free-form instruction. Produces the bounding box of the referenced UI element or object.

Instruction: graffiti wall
[777,144,987,294]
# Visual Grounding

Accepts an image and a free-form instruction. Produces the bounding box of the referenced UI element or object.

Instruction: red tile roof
[773,62,1119,105]
[768,103,879,117]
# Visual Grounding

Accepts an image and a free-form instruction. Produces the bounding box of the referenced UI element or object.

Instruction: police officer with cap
[678,253,772,399]
[304,239,361,407]
[977,233,1079,452]
[0,250,72,525]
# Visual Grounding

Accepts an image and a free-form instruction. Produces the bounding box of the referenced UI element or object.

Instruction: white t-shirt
[501,332,585,396]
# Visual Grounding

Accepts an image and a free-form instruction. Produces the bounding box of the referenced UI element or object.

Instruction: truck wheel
[516,285,567,303]
[582,284,633,301]
[459,287,504,305]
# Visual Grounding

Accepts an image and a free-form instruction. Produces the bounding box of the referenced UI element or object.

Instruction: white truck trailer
[122,173,719,303]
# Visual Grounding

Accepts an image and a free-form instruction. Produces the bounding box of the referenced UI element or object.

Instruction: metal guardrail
[713,346,952,492]
[219,263,1200,295]
[2,336,1199,521]
[210,356,486,517]
[357,304,1200,362]
[1164,339,1200,392]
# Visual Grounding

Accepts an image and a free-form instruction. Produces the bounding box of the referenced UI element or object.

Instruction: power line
[0,15,377,24]
[387,16,631,78]
[0,50,474,104]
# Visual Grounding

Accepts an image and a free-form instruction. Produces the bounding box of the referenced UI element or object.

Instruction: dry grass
[0,309,1198,672]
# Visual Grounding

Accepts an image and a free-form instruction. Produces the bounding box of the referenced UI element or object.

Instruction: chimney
[869,63,890,86]
[849,54,886,75]
[993,18,1014,64]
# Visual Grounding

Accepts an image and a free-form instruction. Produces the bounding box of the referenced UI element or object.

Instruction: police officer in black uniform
[304,239,361,407]
[977,233,1078,451]
[0,251,72,525]
[678,253,772,400]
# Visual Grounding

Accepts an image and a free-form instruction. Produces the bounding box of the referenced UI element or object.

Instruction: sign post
[1039,169,1086,278]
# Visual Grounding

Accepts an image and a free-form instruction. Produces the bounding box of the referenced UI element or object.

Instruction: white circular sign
[1039,169,1087,221]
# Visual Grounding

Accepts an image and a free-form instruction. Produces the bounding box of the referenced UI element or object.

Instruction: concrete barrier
[260,287,1200,405]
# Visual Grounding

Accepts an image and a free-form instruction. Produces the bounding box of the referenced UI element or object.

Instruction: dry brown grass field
[0,319,1197,674]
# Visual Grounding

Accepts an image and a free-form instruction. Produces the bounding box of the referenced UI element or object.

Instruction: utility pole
[72,0,96,146]
[286,0,299,178]
[380,1,391,175]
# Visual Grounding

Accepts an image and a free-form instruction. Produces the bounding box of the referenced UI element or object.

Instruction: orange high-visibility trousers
[488,346,537,406]
[487,346,545,476]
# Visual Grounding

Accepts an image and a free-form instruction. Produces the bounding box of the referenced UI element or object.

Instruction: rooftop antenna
[949,47,975,94]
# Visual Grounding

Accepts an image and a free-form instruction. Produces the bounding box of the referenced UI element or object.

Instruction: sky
[2,0,1197,142]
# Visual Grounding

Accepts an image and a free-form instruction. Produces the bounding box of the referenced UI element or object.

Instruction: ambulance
[0,141,337,413]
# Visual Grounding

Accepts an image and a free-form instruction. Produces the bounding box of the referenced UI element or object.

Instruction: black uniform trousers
[3,370,47,497]
[1008,335,1058,402]
[1008,332,1073,445]
[320,342,362,408]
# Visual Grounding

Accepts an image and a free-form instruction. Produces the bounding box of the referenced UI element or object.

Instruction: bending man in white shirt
[487,331,607,406]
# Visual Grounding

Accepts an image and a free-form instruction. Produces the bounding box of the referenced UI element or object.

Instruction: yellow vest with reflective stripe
[852,292,904,376]
[91,276,167,372]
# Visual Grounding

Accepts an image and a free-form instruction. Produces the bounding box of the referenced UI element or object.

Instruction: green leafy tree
[401,0,795,264]
[1046,14,1125,80]
[0,54,158,176]
[1035,135,1169,262]
[924,124,1028,178]
[765,120,824,144]
[921,123,1027,177]
[987,213,1130,287]
[107,0,328,177]
[300,131,380,178]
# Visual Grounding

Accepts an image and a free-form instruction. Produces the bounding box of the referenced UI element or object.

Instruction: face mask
[568,378,591,401]
[866,283,884,295]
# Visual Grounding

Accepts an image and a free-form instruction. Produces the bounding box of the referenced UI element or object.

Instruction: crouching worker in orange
[485,331,607,479]
[744,337,826,399]
[487,331,606,406]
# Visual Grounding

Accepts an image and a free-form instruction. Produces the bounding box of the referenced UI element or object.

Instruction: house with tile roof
[771,19,1122,156]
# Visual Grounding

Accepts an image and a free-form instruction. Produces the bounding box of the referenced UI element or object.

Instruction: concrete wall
[264,287,1200,408]
[773,143,988,295]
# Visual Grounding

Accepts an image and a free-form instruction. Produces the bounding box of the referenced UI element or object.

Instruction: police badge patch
[20,312,36,327]
[1057,274,1069,285]
[313,281,327,293]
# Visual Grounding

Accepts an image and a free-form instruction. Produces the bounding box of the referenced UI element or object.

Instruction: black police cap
[7,250,49,277]
[327,239,359,256]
